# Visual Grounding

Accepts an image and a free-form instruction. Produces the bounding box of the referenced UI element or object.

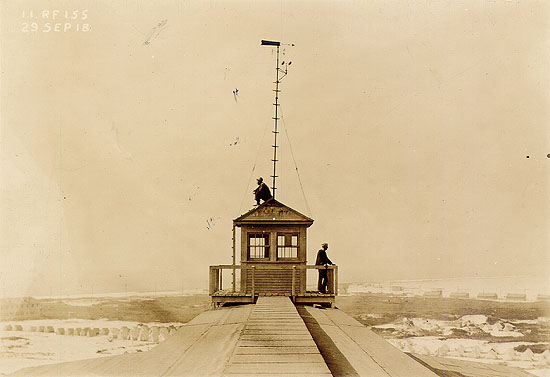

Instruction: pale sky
[1,0,549,297]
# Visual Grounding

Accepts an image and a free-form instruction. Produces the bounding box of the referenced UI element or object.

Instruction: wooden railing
[209,264,338,297]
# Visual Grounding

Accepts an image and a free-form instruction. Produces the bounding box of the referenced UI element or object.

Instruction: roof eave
[233,220,314,227]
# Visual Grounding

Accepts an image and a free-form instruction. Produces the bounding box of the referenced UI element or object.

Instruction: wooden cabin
[209,198,337,307]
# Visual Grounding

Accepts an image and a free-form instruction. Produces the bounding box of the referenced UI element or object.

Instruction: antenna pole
[271,44,280,198]
[262,39,290,199]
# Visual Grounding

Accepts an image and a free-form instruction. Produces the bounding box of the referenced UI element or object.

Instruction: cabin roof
[233,198,313,226]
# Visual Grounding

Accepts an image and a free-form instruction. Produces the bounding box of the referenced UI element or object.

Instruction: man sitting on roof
[253,177,272,205]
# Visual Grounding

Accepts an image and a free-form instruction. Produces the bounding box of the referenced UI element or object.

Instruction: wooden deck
[211,290,336,307]
[210,264,337,307]
[222,297,331,376]
[10,305,255,376]
[303,305,439,377]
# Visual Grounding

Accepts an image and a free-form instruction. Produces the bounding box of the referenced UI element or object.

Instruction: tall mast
[261,39,291,199]
[271,44,280,199]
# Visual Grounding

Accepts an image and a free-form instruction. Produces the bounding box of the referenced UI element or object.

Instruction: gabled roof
[233,198,313,226]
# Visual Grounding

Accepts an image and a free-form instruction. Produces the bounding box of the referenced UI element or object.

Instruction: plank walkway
[223,297,331,376]
[303,306,439,377]
[9,298,537,377]
[10,305,254,377]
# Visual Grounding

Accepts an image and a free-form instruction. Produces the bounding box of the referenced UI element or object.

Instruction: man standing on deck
[316,243,333,294]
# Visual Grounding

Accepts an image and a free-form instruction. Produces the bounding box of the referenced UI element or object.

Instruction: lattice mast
[261,39,291,199]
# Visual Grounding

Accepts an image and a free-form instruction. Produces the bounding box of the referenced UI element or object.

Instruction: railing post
[251,266,255,303]
[232,225,236,292]
[299,264,304,294]
[209,267,214,295]
[219,269,223,292]
[334,266,338,296]
[327,266,334,294]
[209,267,220,295]
[232,265,236,293]
[291,266,296,301]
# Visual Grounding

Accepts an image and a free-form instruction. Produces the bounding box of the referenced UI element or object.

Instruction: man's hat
[257,177,263,183]
[322,243,328,247]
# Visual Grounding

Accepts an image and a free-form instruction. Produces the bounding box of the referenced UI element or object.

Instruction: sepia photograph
[0,0,549,376]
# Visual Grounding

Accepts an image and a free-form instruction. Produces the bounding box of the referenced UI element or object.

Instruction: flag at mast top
[261,40,280,46]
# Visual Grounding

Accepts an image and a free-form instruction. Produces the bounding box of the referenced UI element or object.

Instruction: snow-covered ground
[388,337,550,376]
[0,319,184,375]
[373,314,550,376]
[374,314,533,338]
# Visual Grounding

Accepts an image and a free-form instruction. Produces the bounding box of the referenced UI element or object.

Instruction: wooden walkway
[303,306,438,377]
[9,298,536,377]
[10,305,254,377]
[223,297,331,376]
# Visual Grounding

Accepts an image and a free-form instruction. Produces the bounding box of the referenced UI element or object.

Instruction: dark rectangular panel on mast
[261,40,281,46]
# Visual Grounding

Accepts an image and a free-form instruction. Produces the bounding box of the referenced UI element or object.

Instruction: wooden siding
[244,269,302,294]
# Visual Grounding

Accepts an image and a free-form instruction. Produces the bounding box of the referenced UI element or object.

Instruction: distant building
[477,292,498,300]
[0,297,42,320]
[423,288,443,298]
[505,293,527,301]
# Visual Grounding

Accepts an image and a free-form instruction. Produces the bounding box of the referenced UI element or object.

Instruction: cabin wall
[239,224,307,295]
[239,225,308,263]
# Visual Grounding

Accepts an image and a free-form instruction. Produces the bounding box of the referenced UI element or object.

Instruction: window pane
[276,234,299,258]
[249,233,269,258]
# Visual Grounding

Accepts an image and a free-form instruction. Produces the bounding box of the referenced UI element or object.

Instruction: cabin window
[277,234,299,259]
[248,233,270,259]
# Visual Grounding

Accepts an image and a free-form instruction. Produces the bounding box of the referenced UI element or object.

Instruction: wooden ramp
[9,297,330,377]
[223,296,331,376]
[10,305,254,377]
[9,298,537,377]
[303,306,438,377]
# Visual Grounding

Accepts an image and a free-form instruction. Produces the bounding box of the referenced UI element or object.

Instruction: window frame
[276,233,300,260]
[247,232,270,260]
